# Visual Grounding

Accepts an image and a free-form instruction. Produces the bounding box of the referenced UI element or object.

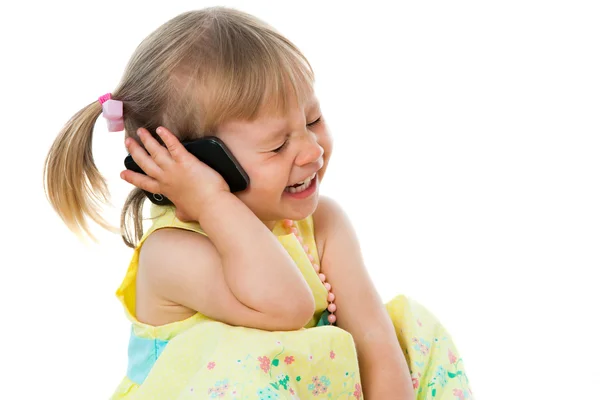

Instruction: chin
[284,196,320,221]
[256,204,316,223]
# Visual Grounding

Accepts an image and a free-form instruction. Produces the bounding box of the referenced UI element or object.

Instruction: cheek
[320,132,333,168]
[245,163,288,192]
[323,135,333,158]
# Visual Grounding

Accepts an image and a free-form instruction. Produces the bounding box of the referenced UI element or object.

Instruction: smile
[285,172,317,194]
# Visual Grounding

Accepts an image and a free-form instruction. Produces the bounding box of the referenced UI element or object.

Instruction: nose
[295,132,324,167]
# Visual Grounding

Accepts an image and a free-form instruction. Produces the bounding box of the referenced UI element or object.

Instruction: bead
[283,221,333,304]
[327,314,337,324]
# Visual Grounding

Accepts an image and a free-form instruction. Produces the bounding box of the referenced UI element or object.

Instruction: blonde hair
[43,7,315,248]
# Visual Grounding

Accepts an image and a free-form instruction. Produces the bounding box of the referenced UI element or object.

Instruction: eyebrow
[264,129,288,144]
[264,101,320,142]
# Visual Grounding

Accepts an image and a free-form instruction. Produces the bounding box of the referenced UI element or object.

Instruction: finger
[126,137,163,178]
[156,127,188,162]
[137,128,173,166]
[120,169,162,194]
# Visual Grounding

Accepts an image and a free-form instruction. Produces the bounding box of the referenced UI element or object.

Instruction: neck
[262,219,278,231]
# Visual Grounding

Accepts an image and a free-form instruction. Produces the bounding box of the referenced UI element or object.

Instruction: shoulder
[141,227,216,262]
[313,195,352,235]
[138,227,220,293]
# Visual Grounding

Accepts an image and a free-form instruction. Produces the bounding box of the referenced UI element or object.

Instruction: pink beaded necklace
[283,219,337,325]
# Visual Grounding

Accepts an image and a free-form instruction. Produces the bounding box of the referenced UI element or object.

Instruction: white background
[1,1,599,399]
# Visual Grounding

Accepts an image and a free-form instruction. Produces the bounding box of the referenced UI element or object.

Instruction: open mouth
[284,172,316,194]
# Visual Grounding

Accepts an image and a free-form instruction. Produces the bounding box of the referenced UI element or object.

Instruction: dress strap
[142,204,207,240]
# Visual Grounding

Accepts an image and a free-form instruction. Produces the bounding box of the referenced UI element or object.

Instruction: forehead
[257,95,320,123]
[218,94,320,138]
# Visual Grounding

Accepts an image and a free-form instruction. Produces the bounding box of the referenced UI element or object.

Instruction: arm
[314,196,414,399]
[196,192,315,320]
[122,127,315,328]
[140,226,315,331]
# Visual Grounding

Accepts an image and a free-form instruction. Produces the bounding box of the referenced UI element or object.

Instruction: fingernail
[120,171,125,179]
[156,127,164,136]
[137,128,144,137]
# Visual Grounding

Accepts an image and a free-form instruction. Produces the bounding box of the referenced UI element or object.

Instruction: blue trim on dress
[126,328,170,385]
[317,310,335,327]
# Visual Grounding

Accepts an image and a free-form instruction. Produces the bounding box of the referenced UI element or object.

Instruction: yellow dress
[111,205,473,399]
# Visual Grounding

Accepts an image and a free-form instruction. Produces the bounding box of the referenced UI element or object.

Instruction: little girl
[44,7,472,399]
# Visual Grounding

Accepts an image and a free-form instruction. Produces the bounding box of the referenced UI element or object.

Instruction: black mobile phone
[124,136,249,206]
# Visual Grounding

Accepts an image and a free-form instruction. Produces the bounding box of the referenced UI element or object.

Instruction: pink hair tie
[98,93,124,132]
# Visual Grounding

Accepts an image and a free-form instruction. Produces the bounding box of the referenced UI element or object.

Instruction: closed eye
[271,116,322,153]
[272,139,288,153]
[308,116,322,127]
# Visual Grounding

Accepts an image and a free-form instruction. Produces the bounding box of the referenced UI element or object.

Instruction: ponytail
[43,100,117,240]
[120,188,147,248]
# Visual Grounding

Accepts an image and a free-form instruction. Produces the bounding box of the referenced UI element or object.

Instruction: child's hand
[120,127,231,222]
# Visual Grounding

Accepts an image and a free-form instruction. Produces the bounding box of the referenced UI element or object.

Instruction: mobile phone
[124,136,249,206]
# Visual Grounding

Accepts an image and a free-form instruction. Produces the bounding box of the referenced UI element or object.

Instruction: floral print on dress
[353,383,362,399]
[164,296,470,400]
[412,336,431,356]
[257,356,271,374]
[406,305,473,399]
[307,375,330,396]
[207,379,230,398]
[257,385,279,399]
[200,341,360,399]
[270,374,291,391]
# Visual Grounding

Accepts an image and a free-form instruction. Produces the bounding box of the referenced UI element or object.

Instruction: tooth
[286,173,316,193]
